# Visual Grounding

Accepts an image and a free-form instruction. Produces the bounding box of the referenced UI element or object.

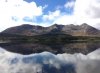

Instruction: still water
[0,42,100,54]
[0,43,100,73]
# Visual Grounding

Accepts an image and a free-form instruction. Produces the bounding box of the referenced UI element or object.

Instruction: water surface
[0,42,100,54]
[0,42,100,73]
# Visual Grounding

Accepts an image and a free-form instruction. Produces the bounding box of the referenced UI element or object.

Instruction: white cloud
[1,0,100,31]
[0,0,43,17]
[53,0,100,29]
[64,1,75,8]
[43,4,48,10]
[53,15,76,24]
[74,0,100,18]
[43,10,61,21]
[0,0,43,32]
[74,0,100,29]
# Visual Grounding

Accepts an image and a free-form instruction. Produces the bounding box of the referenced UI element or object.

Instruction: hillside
[2,23,100,36]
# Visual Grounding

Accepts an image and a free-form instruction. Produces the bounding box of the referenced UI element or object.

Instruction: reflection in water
[0,47,100,73]
[0,42,100,54]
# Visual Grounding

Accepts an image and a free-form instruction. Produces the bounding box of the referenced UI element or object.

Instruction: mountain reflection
[0,42,100,55]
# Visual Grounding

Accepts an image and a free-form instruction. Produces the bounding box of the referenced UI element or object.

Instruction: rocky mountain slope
[1,23,100,36]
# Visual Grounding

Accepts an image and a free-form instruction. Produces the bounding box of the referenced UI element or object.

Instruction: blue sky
[23,0,75,24]
[25,0,71,13]
[0,0,100,31]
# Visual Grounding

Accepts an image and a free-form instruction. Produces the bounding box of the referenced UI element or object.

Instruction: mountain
[1,24,47,36]
[62,23,100,36]
[1,23,100,36]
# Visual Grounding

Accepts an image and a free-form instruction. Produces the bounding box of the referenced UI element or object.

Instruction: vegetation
[0,33,100,44]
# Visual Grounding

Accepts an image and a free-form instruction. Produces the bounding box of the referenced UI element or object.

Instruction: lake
[0,42,100,54]
[0,42,100,73]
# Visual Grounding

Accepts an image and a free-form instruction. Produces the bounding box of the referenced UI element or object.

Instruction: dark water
[0,42,100,55]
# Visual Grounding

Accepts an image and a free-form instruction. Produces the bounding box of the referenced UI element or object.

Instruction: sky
[0,0,100,31]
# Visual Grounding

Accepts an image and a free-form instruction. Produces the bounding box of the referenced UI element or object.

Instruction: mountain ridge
[1,23,100,36]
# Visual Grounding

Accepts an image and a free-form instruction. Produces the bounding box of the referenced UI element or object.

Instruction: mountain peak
[53,24,59,26]
[51,24,62,27]
[80,23,97,30]
[81,23,91,27]
[21,24,32,26]
[81,23,88,26]
[20,24,34,29]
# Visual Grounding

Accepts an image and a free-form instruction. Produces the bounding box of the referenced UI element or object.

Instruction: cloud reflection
[0,47,100,73]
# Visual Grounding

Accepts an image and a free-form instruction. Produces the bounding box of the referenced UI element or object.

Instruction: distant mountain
[1,23,100,36]
[1,24,47,36]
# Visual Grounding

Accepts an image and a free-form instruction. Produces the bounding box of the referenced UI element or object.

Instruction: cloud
[53,15,76,24]
[74,0,100,29]
[0,0,43,31]
[0,0,100,31]
[53,0,100,29]
[43,10,61,21]
[64,1,75,8]
[74,0,100,18]
[1,0,43,17]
